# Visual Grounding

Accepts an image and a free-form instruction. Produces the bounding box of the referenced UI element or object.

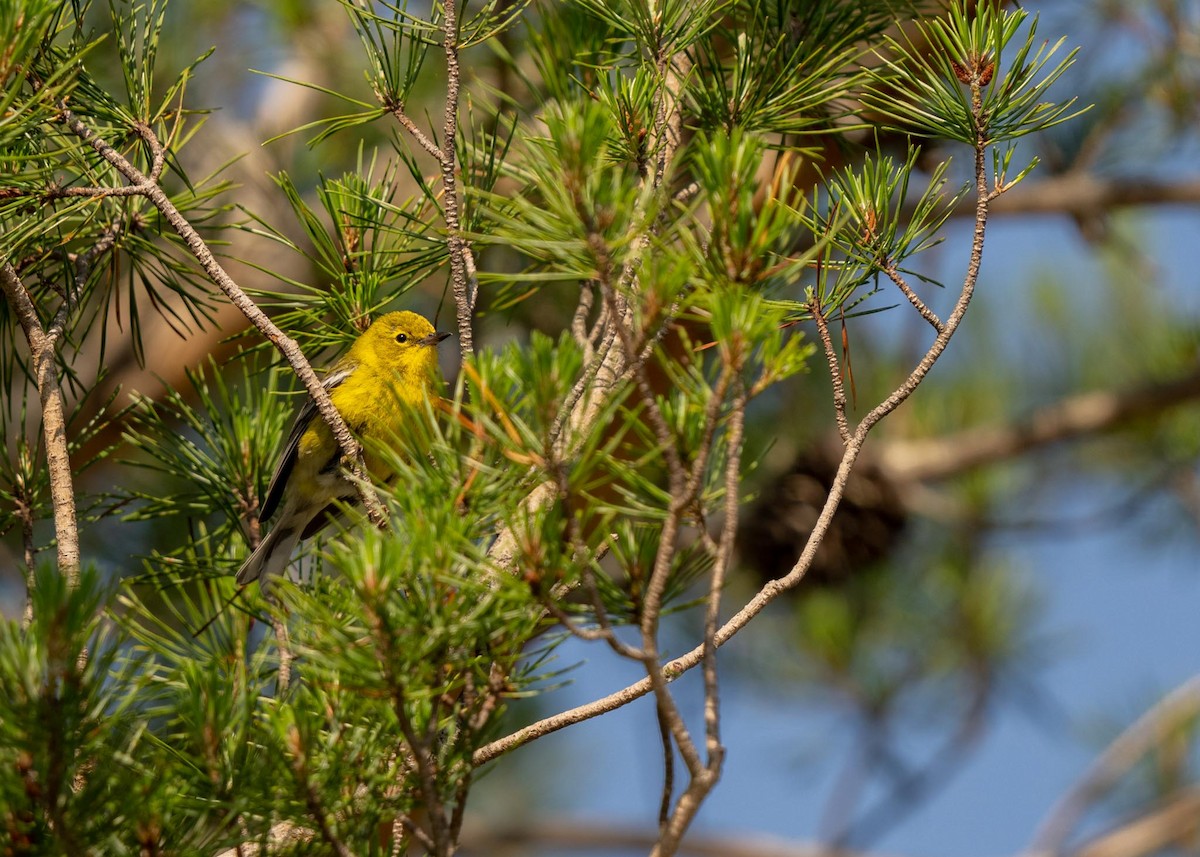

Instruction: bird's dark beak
[419,331,453,347]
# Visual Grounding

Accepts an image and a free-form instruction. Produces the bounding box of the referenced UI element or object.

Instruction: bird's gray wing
[258,365,355,522]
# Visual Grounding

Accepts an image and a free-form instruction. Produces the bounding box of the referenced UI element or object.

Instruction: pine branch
[55,108,388,528]
[810,294,851,444]
[476,68,1003,769]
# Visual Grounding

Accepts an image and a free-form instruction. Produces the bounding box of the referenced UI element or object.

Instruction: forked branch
[476,78,1002,768]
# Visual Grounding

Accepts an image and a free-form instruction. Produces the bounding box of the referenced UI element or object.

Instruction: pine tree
[0,1,1083,854]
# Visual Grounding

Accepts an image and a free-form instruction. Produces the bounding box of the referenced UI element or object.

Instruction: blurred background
[3,1,1199,855]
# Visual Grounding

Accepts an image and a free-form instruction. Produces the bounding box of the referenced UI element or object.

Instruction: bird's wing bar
[258,365,356,522]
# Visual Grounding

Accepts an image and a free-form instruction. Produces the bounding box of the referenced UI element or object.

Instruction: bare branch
[1071,787,1200,857]
[390,107,444,161]
[674,181,700,204]
[134,120,167,184]
[597,272,685,484]
[390,812,435,857]
[539,593,645,660]
[486,480,560,574]
[383,0,477,359]
[604,276,725,845]
[272,616,292,694]
[548,322,621,453]
[653,379,744,856]
[493,76,689,570]
[439,0,477,358]
[878,367,1200,483]
[0,263,80,589]
[649,53,690,190]
[51,219,124,347]
[2,183,149,199]
[707,381,744,749]
[929,174,1200,220]
[881,261,942,333]
[368,602,451,855]
[656,698,675,828]
[810,295,851,443]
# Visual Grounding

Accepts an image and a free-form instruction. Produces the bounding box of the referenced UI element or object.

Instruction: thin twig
[674,181,700,204]
[597,272,685,484]
[390,809,437,856]
[588,270,710,799]
[390,108,443,161]
[439,0,477,357]
[48,219,125,350]
[638,312,734,857]
[881,260,943,333]
[134,121,167,183]
[558,43,691,446]
[394,699,447,854]
[543,594,645,658]
[587,292,613,349]
[654,378,744,856]
[529,44,691,494]
[592,269,704,790]
[385,0,478,359]
[447,759,475,853]
[656,697,675,828]
[547,322,621,453]
[635,292,687,367]
[809,295,851,443]
[565,539,640,660]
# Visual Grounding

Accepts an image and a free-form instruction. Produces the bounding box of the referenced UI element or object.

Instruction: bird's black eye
[395,332,407,343]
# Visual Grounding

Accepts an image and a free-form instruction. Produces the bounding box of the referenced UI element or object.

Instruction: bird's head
[353,311,451,383]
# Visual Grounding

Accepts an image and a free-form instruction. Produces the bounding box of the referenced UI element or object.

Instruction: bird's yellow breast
[296,361,437,487]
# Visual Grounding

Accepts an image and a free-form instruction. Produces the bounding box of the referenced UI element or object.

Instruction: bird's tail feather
[236,523,302,589]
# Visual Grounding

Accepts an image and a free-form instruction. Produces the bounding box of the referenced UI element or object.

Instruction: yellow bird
[237,311,451,590]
